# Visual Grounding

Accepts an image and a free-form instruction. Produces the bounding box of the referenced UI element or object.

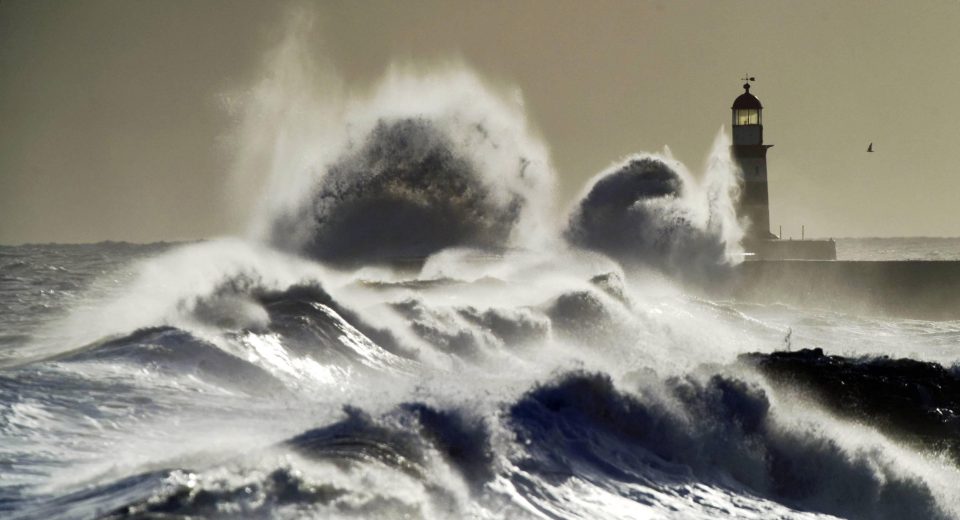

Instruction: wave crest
[564,155,735,277]
[510,371,951,520]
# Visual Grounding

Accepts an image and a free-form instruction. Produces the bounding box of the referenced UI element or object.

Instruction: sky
[2,0,960,244]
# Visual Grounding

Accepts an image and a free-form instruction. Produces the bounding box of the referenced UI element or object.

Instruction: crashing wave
[271,118,526,266]
[564,154,740,278]
[510,371,952,520]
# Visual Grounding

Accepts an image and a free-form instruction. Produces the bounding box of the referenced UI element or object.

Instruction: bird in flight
[867,142,874,152]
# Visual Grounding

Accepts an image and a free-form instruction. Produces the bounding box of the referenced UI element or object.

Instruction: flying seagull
[867,142,874,152]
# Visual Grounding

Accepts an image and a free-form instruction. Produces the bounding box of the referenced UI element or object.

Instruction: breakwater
[717,261,960,320]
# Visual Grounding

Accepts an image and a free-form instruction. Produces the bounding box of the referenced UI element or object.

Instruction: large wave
[270,117,531,266]
[511,371,952,520]
[227,25,555,267]
[564,138,744,278]
[16,361,954,519]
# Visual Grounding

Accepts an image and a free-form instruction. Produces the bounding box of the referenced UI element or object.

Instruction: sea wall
[716,261,960,320]
[745,239,836,261]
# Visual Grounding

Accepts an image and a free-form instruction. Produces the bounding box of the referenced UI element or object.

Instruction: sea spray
[223,14,555,264]
[265,67,556,265]
[223,9,347,240]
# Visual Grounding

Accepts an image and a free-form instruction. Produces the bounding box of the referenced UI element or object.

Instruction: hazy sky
[3,0,960,244]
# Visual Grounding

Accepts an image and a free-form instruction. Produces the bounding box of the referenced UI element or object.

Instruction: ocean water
[836,237,960,261]
[2,237,959,520]
[3,24,960,518]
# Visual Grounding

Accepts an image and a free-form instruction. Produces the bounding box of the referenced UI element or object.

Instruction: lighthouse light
[735,108,760,126]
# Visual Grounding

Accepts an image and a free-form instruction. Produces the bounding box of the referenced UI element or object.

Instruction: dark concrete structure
[746,239,836,261]
[720,261,960,320]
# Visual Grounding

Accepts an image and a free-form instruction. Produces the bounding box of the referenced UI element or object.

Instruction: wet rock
[741,348,960,460]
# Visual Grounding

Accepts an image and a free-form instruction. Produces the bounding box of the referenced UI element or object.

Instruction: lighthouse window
[735,109,760,125]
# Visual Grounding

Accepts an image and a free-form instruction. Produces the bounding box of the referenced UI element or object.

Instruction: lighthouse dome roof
[732,83,763,109]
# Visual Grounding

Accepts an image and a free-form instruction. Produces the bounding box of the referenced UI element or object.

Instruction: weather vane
[741,74,756,82]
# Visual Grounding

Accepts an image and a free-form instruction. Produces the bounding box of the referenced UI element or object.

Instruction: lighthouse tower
[731,82,777,240]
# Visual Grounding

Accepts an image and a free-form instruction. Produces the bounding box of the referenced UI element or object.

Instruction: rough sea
[3,235,960,520]
[3,39,960,519]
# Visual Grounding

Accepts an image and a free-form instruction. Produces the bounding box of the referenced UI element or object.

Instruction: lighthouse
[729,80,836,260]
[731,82,777,240]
